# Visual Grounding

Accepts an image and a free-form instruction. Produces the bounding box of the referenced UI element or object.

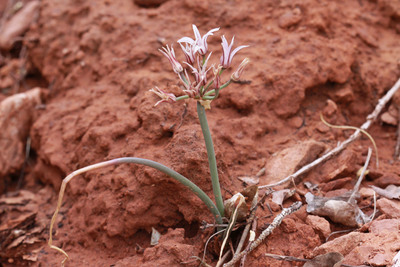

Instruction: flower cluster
[151,25,249,108]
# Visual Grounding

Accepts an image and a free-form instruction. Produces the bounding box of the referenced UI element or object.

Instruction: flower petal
[229,45,249,63]
[178,36,195,45]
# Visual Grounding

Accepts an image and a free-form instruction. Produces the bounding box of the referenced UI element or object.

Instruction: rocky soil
[1,0,400,266]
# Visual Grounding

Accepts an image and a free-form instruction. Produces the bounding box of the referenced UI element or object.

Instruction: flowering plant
[48,25,249,266]
[152,24,249,109]
[151,24,249,217]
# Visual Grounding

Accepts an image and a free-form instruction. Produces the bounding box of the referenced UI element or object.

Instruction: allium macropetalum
[149,86,177,106]
[185,52,213,88]
[159,45,183,73]
[220,36,249,69]
[178,24,219,56]
[179,42,197,65]
[152,25,248,106]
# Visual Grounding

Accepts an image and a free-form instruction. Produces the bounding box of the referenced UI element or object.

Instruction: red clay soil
[1,0,400,266]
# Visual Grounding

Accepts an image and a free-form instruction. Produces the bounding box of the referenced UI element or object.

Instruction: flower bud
[159,45,183,73]
[231,58,250,81]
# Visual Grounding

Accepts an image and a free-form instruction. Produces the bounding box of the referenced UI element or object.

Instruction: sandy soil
[1,0,400,266]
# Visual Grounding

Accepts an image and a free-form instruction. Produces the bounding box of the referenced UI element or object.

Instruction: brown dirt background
[1,0,400,266]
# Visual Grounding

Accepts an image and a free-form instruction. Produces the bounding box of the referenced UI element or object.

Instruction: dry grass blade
[320,114,379,167]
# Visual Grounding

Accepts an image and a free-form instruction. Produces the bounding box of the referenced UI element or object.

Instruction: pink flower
[220,36,248,69]
[212,65,222,89]
[149,86,177,106]
[231,58,250,81]
[178,24,219,56]
[185,52,213,87]
[159,45,183,73]
[178,42,197,65]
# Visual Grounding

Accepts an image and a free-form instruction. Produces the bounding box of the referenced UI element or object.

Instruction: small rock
[346,246,391,266]
[288,116,304,128]
[313,218,400,266]
[319,150,357,182]
[263,140,326,185]
[306,215,331,238]
[334,85,354,103]
[278,8,302,28]
[377,198,400,218]
[321,177,352,192]
[359,187,375,198]
[323,99,338,117]
[357,27,378,48]
[312,232,363,257]
[369,219,400,234]
[316,121,330,133]
[0,88,43,177]
[374,173,400,187]
[381,111,398,126]
[0,1,40,50]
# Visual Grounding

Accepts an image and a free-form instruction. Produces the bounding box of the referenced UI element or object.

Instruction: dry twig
[348,147,372,203]
[234,190,258,256]
[240,218,257,267]
[260,77,400,189]
[223,201,302,267]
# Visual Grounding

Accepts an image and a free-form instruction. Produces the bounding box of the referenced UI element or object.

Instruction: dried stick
[234,190,258,256]
[348,147,372,203]
[260,77,400,189]
[240,218,257,267]
[223,201,302,267]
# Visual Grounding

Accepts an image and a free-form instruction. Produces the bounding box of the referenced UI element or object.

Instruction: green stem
[49,157,223,264]
[176,95,189,101]
[196,102,225,216]
[204,79,232,97]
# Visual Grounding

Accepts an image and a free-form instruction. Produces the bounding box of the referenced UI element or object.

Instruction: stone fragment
[0,1,40,50]
[306,215,331,238]
[374,173,400,187]
[319,150,357,183]
[334,86,354,103]
[358,187,375,198]
[357,27,378,47]
[0,88,43,177]
[316,122,330,133]
[321,177,352,192]
[263,140,326,185]
[323,99,338,117]
[278,8,302,28]
[381,111,398,126]
[288,116,304,128]
[312,232,363,256]
[377,198,400,218]
[369,219,400,234]
[313,227,400,266]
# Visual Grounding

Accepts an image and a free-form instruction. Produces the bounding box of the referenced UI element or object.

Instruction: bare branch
[260,77,400,189]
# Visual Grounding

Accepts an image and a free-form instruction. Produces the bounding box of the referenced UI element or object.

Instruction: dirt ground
[1,0,400,266]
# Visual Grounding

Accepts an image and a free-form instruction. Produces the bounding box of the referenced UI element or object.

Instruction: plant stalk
[197,101,225,216]
[49,157,223,265]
